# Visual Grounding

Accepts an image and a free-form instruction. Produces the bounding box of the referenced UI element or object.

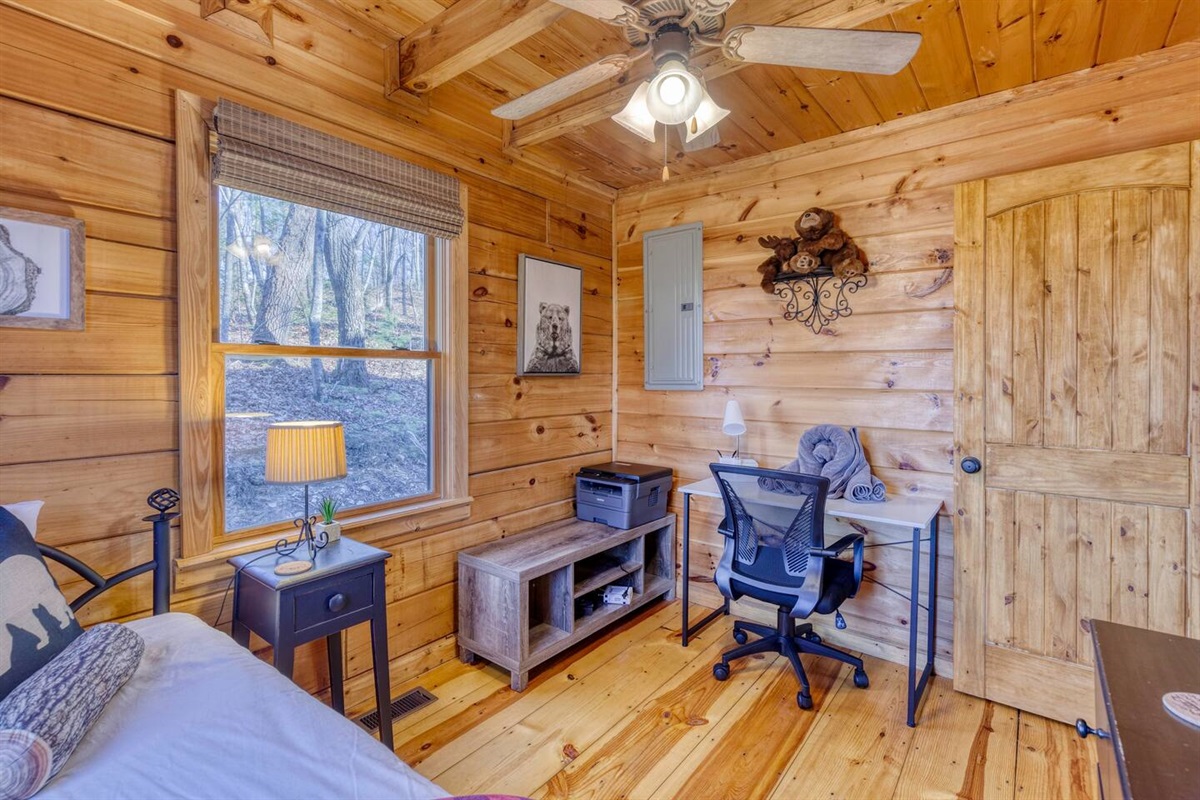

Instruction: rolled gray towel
[759,425,886,503]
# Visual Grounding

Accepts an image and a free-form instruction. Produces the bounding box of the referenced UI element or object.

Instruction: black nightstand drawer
[292,569,375,633]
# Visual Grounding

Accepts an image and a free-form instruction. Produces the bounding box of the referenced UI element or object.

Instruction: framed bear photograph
[517,255,582,376]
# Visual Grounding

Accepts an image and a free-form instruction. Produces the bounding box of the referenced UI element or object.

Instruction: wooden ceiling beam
[506,0,923,150]
[388,0,569,98]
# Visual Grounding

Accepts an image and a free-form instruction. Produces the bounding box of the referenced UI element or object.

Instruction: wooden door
[954,142,1199,723]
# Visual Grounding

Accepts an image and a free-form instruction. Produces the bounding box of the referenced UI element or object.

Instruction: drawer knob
[1075,719,1109,740]
[326,593,348,613]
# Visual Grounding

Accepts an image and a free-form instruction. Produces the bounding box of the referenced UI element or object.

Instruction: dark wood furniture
[229,537,394,749]
[457,515,676,691]
[1078,620,1200,800]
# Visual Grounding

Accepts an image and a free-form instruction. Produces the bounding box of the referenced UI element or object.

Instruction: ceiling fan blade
[492,55,631,120]
[551,0,642,25]
[723,26,921,75]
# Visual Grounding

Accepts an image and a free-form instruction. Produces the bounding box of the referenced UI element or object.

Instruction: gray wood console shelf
[457,515,676,690]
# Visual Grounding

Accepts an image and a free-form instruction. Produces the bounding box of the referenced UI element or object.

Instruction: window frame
[175,92,471,568]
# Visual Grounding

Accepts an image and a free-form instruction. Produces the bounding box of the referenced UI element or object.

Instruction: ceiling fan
[492,0,922,150]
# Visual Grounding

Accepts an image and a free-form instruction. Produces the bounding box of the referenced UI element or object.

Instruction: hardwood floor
[387,600,1097,799]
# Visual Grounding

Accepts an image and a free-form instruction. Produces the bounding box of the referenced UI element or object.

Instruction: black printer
[575,461,673,529]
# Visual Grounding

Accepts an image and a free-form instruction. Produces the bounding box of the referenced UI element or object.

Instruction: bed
[3,495,455,800]
[39,613,446,800]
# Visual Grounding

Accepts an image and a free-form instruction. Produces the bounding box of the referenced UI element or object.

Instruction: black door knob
[1075,719,1108,739]
[960,456,982,474]
[326,593,348,613]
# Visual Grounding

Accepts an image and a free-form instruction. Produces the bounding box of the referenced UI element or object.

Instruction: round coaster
[1162,692,1200,729]
[274,559,313,576]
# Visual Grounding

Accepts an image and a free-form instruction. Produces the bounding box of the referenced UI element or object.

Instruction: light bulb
[645,59,703,125]
[658,74,686,106]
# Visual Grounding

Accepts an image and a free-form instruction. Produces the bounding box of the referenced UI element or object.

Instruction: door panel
[954,142,1197,722]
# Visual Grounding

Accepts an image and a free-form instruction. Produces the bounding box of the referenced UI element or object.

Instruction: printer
[576,461,673,529]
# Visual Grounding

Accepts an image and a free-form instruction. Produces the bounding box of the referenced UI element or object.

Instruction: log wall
[613,42,1200,674]
[0,1,613,711]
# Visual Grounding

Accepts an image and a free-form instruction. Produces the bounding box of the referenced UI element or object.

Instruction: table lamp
[265,420,347,574]
[721,399,748,465]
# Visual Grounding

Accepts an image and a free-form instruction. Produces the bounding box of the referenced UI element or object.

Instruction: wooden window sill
[175,494,473,577]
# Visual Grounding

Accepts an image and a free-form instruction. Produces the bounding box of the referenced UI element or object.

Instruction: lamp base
[274,559,313,576]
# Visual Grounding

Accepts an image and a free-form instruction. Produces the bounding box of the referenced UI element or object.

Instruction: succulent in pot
[315,496,341,543]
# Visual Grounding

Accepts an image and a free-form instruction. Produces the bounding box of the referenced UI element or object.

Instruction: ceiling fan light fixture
[684,93,729,143]
[611,81,657,143]
[646,58,703,125]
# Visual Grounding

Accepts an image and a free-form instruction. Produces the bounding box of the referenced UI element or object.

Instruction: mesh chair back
[710,464,829,589]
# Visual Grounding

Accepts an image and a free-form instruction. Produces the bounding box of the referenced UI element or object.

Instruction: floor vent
[357,687,438,732]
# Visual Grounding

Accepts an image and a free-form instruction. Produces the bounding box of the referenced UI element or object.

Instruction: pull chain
[661,129,669,182]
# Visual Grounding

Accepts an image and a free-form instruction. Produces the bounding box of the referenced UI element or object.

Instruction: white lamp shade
[684,93,730,143]
[612,82,657,143]
[265,421,347,484]
[722,400,747,437]
[646,59,704,125]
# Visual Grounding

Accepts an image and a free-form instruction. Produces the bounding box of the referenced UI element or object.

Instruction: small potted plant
[315,496,341,543]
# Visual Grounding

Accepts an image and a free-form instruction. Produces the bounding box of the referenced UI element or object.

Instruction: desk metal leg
[680,492,729,648]
[907,518,938,727]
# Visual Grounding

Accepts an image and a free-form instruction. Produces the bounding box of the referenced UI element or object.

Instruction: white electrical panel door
[643,222,703,390]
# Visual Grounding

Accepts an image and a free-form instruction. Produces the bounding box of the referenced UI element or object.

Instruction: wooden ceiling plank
[330,0,449,40]
[854,16,931,121]
[741,65,844,142]
[507,0,922,149]
[394,0,568,95]
[708,71,810,152]
[959,0,1036,95]
[1165,0,1200,46]
[892,0,980,108]
[1032,0,1106,80]
[1095,0,1179,64]
[793,68,885,133]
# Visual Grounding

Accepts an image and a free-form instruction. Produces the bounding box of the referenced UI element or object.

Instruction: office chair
[709,463,869,709]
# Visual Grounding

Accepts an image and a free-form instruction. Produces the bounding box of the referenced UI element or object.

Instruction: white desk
[679,476,942,726]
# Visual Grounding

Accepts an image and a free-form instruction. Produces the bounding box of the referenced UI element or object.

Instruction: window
[218,189,435,534]
[176,93,469,562]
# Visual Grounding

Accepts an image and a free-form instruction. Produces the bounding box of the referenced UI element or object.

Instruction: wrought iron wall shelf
[772,268,867,334]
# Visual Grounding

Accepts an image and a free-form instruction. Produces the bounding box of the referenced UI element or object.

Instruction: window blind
[212,100,464,239]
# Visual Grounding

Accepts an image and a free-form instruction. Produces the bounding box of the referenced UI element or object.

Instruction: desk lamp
[720,400,752,466]
[265,420,346,574]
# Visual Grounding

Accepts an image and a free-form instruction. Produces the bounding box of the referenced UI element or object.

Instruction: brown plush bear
[784,251,821,275]
[795,207,846,258]
[827,242,866,279]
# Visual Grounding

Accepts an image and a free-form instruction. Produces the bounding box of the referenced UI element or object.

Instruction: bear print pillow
[0,507,83,701]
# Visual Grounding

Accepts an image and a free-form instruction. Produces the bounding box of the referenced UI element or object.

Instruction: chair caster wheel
[797,692,813,710]
[853,669,869,689]
[713,663,730,681]
[733,629,748,645]
[804,632,822,644]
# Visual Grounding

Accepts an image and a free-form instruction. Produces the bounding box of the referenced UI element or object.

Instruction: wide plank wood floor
[386,600,1097,799]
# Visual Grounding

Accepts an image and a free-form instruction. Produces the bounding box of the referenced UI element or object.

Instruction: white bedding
[39,613,447,800]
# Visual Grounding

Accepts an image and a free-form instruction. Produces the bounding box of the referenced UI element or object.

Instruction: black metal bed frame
[35,488,180,615]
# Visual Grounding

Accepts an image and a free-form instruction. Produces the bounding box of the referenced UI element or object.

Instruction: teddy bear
[785,251,821,276]
[827,242,867,279]
[794,207,846,258]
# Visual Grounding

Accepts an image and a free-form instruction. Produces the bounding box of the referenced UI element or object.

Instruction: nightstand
[229,536,394,750]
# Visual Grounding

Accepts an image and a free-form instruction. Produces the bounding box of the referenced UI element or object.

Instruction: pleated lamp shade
[265,421,347,484]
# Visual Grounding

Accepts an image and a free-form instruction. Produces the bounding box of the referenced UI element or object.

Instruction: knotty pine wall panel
[613,43,1200,676]
[0,4,613,713]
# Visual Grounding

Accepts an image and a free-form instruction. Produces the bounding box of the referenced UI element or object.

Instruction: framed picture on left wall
[0,207,85,330]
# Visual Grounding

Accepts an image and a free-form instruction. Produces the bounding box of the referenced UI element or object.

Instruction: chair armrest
[809,533,865,599]
[717,514,734,538]
[809,533,865,559]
